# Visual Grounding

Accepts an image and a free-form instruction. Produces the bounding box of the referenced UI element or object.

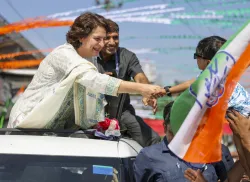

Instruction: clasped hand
[141,84,166,114]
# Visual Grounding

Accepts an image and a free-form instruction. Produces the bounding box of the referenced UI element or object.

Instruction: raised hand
[142,97,158,114]
[226,110,250,176]
[226,110,250,145]
[111,168,119,182]
[226,110,250,135]
[184,169,207,182]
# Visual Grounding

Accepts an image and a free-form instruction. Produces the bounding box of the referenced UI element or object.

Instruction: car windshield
[0,154,121,182]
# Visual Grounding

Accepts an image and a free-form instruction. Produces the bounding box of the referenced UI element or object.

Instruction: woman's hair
[66,12,109,49]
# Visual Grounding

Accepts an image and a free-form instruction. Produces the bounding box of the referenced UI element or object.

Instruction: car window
[0,154,121,182]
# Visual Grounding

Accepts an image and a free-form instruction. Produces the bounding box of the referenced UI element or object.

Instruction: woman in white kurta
[8,12,165,130]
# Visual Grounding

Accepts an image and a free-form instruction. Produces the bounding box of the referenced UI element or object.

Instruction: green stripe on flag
[170,89,195,135]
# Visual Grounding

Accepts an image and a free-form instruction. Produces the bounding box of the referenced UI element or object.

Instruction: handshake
[139,84,171,114]
[140,84,170,99]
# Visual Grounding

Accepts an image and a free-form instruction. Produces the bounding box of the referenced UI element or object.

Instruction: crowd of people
[0,12,250,181]
[133,35,250,181]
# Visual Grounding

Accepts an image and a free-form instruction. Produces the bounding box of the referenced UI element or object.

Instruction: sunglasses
[193,53,210,60]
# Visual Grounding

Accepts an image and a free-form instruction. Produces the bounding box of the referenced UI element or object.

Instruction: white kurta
[8,43,121,129]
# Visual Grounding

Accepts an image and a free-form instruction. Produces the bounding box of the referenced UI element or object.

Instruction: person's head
[101,19,119,56]
[163,101,175,143]
[194,36,226,70]
[66,12,109,58]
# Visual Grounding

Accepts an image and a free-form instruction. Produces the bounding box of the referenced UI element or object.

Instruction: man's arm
[226,110,250,176]
[128,52,158,112]
[225,160,245,182]
[243,145,250,175]
[134,73,150,84]
[168,78,195,95]
[233,134,250,176]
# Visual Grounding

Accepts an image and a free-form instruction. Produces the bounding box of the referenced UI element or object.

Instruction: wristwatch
[164,86,172,97]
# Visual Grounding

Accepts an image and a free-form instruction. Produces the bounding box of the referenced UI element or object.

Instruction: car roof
[0,135,142,158]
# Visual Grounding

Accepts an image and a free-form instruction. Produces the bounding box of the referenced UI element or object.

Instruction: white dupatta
[8,43,121,129]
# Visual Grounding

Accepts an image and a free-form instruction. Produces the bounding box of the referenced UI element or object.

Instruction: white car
[0,131,142,182]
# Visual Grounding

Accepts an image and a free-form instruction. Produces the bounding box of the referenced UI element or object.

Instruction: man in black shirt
[94,19,161,147]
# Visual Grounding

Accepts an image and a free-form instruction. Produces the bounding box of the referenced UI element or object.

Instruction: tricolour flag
[168,20,250,163]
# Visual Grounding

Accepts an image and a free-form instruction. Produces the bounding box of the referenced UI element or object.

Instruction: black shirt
[96,47,144,118]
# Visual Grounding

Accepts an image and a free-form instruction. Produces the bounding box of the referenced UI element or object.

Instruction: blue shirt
[133,137,218,182]
[228,83,250,117]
